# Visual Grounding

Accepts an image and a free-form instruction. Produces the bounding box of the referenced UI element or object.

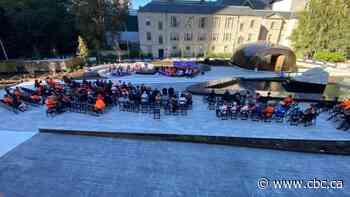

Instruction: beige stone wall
[138,11,294,58]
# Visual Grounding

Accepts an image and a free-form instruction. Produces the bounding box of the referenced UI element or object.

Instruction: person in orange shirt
[14,87,22,98]
[31,94,41,103]
[263,105,274,119]
[46,96,57,110]
[95,98,106,112]
[344,100,350,110]
[2,95,13,105]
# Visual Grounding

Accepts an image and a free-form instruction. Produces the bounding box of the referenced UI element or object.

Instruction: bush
[64,57,84,73]
[0,61,18,73]
[314,51,346,63]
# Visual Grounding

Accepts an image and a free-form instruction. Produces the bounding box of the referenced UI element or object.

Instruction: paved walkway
[0,133,349,197]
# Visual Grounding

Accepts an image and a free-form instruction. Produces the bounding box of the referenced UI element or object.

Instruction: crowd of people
[211,90,319,126]
[0,77,194,117]
[0,87,29,112]
[328,98,350,131]
[158,66,200,77]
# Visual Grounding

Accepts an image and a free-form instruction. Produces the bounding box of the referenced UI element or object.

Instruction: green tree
[72,0,129,62]
[77,36,89,61]
[0,0,78,59]
[291,0,350,58]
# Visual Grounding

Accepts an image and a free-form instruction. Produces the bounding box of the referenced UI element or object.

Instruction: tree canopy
[0,0,128,60]
[290,0,350,58]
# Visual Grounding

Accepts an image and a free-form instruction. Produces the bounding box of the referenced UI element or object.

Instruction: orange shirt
[31,95,40,102]
[46,97,56,109]
[263,106,274,118]
[15,90,22,98]
[95,99,106,110]
[3,97,13,105]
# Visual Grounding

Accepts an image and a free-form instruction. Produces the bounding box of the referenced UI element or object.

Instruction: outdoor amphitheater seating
[212,93,319,127]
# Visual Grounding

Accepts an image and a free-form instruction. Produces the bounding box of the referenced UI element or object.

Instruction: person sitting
[222,90,231,102]
[283,95,293,108]
[14,87,22,99]
[301,104,317,126]
[46,95,57,112]
[263,104,274,120]
[251,104,263,120]
[95,97,106,113]
[216,101,228,117]
[185,92,192,105]
[141,91,149,103]
[179,94,187,106]
[168,87,175,98]
[337,109,350,131]
[260,92,271,105]
[170,96,178,113]
[2,94,13,105]
[155,93,161,105]
[30,93,41,103]
[274,104,286,119]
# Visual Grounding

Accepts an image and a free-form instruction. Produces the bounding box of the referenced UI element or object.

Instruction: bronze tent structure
[231,42,297,72]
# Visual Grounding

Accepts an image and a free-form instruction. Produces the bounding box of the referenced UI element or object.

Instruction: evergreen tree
[77,36,89,61]
[291,0,350,57]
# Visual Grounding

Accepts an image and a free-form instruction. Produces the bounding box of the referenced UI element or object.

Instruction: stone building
[137,0,308,58]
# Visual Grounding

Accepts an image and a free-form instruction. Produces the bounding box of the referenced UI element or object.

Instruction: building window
[247,33,252,41]
[199,17,207,28]
[224,45,229,53]
[158,35,163,44]
[146,20,151,26]
[225,17,233,28]
[213,17,220,27]
[267,34,272,42]
[185,16,194,28]
[250,20,255,28]
[184,32,193,41]
[270,22,275,29]
[172,46,177,50]
[186,46,191,50]
[170,32,179,41]
[146,32,152,41]
[211,33,219,41]
[239,23,244,31]
[238,36,244,45]
[170,16,178,27]
[198,33,207,41]
[158,21,163,30]
[223,33,231,41]
[211,46,215,51]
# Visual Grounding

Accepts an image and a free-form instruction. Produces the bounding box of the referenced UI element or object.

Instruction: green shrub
[314,51,346,63]
[64,57,84,73]
[0,61,18,73]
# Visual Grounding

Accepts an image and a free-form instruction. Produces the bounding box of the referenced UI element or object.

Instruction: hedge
[314,51,346,63]
[0,61,18,73]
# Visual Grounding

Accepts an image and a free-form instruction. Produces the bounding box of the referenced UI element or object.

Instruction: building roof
[138,1,295,18]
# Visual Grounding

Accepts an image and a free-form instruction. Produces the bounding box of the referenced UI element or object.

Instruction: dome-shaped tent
[232,42,297,72]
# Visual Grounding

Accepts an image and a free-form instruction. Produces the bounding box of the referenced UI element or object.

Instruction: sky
[132,0,150,9]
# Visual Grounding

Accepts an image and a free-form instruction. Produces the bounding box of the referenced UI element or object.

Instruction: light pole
[0,38,8,60]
